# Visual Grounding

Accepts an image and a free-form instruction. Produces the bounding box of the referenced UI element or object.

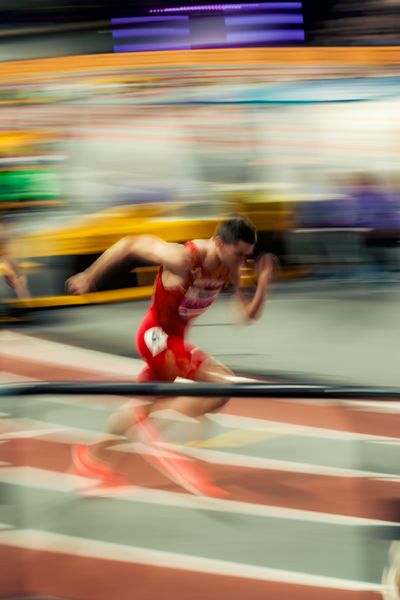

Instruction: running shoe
[71,443,133,495]
[132,409,228,498]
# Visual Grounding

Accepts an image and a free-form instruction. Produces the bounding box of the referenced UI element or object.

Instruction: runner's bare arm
[230,253,278,322]
[66,235,191,295]
[3,258,31,300]
[0,224,30,300]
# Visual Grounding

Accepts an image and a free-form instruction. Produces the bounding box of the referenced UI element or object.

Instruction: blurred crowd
[1,0,400,309]
[292,173,400,279]
[313,0,400,45]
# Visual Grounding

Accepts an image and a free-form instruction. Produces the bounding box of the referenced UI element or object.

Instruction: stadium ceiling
[0,0,335,27]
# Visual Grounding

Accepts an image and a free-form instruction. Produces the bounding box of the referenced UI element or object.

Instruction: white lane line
[343,400,400,414]
[1,466,398,527]
[0,330,143,379]
[2,387,398,447]
[0,415,197,445]
[266,396,400,415]
[0,419,77,441]
[371,440,400,447]
[0,466,98,491]
[2,396,399,448]
[0,528,384,593]
[1,414,399,480]
[35,396,141,410]
[208,413,400,443]
[0,372,37,384]
[161,443,400,481]
[112,486,400,527]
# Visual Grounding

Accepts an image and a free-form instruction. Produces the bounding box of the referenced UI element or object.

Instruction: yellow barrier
[7,286,155,309]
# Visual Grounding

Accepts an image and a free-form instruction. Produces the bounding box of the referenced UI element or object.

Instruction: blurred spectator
[0,216,31,303]
[297,176,357,229]
[290,173,400,279]
[315,0,400,45]
[346,173,400,273]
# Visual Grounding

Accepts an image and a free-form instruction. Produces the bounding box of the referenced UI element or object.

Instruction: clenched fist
[65,271,92,295]
[255,253,280,287]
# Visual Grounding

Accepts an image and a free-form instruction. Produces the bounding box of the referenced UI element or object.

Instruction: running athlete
[0,219,30,302]
[66,216,277,495]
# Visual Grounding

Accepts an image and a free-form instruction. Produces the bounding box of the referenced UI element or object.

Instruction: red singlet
[136,241,230,381]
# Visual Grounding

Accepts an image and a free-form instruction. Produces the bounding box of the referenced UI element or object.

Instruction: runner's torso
[148,240,230,336]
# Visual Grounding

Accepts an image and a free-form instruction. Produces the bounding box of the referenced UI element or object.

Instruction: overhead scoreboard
[111,2,304,52]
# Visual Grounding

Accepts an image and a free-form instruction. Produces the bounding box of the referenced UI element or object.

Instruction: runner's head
[214,216,257,268]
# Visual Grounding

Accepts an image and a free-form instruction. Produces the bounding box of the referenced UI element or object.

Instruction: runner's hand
[65,271,92,295]
[255,253,280,287]
[5,272,31,299]
[4,271,19,289]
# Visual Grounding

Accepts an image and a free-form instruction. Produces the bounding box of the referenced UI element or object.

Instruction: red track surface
[1,343,398,600]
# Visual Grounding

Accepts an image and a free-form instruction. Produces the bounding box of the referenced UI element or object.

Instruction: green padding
[0,169,60,201]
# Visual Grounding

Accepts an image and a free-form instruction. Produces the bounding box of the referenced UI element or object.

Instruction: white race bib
[144,326,168,357]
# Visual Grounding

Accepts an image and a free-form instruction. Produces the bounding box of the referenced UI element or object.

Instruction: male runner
[66,216,277,495]
[1,219,31,302]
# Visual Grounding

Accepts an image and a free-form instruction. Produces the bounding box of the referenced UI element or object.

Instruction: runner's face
[218,239,254,269]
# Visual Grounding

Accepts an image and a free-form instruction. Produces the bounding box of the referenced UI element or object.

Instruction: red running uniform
[136,241,230,381]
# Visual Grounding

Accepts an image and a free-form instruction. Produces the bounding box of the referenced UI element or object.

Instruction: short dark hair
[215,215,257,245]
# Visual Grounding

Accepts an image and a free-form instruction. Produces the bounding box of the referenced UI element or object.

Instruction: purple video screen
[111,2,304,52]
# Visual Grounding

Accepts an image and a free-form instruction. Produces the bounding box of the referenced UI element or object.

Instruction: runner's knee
[106,408,132,436]
[196,396,229,415]
[209,396,230,411]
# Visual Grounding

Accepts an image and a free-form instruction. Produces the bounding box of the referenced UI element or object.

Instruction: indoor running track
[1,331,399,600]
